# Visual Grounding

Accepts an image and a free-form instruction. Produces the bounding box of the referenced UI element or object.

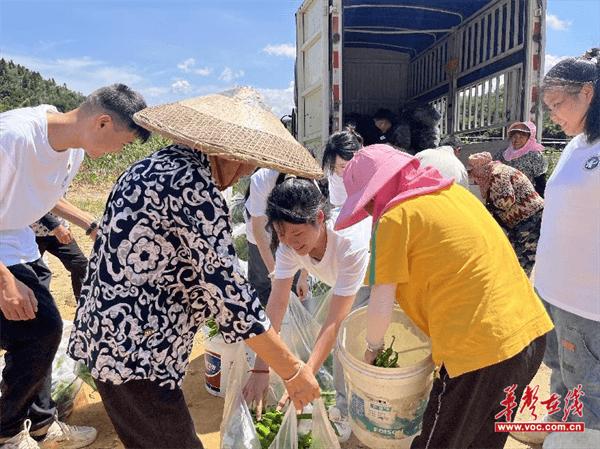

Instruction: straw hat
[133,87,323,179]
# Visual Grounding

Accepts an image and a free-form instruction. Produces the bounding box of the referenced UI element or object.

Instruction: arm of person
[39,212,73,244]
[251,276,294,372]
[39,212,62,232]
[295,269,309,300]
[251,215,275,273]
[364,283,397,364]
[245,327,320,411]
[306,293,354,373]
[0,261,38,321]
[51,197,97,238]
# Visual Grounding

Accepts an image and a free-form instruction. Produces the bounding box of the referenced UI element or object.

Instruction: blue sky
[1,0,598,116]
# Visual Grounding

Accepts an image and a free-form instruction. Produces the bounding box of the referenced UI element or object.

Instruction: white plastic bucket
[337,306,434,449]
[203,329,255,398]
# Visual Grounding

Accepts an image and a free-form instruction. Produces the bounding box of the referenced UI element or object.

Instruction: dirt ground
[45,185,548,449]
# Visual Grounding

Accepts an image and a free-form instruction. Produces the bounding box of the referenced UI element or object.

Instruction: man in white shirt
[0,84,149,449]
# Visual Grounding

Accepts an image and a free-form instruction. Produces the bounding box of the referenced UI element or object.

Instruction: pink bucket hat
[335,144,452,230]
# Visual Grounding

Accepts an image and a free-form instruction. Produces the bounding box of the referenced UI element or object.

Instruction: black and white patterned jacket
[68,145,270,388]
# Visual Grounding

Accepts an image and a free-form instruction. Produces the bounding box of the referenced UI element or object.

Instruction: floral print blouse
[68,145,270,388]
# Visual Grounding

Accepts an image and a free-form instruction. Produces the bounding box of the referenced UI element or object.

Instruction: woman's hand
[51,225,73,244]
[284,363,321,411]
[243,372,271,419]
[295,270,309,301]
[0,267,38,321]
[363,348,381,365]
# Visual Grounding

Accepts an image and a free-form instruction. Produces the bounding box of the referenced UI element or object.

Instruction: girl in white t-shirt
[323,127,373,250]
[511,49,600,446]
[243,178,369,441]
[245,169,309,306]
[322,126,363,208]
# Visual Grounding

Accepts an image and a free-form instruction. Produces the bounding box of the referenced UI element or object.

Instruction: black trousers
[36,236,88,299]
[411,334,547,449]
[0,259,62,438]
[96,379,204,449]
[248,242,301,307]
[247,242,272,306]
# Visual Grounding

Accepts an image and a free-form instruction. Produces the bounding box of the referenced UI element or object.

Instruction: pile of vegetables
[373,336,400,368]
[254,408,283,448]
[252,408,313,449]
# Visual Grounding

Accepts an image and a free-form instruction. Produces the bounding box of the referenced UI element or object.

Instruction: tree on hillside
[0,58,85,113]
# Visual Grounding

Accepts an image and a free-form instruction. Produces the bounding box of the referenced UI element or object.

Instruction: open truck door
[295,0,334,157]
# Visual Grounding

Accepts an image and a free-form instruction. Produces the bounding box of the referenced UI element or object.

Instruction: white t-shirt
[244,168,280,245]
[0,105,85,266]
[327,170,373,249]
[416,146,469,188]
[535,134,600,321]
[273,223,369,296]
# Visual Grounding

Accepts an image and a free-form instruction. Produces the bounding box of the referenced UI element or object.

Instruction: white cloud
[0,52,143,94]
[177,57,212,76]
[194,67,212,76]
[171,79,191,93]
[177,58,196,72]
[262,43,296,58]
[258,81,295,118]
[545,54,569,74]
[546,14,572,31]
[143,86,170,98]
[219,67,245,82]
[55,57,99,69]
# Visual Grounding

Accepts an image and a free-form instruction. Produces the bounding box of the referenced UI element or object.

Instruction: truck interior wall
[342,48,410,116]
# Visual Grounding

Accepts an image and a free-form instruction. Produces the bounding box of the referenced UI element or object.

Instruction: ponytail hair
[322,126,363,173]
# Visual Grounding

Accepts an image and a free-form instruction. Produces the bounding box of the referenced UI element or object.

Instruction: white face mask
[328,171,348,207]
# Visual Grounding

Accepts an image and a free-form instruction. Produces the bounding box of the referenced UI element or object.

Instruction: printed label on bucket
[350,391,428,439]
[205,350,221,393]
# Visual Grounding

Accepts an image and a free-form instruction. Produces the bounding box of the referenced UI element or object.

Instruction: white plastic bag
[220,343,340,449]
[220,343,262,449]
[279,294,334,392]
[307,289,333,327]
[269,399,340,449]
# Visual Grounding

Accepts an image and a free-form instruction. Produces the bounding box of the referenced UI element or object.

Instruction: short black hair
[373,108,396,123]
[82,83,150,142]
[266,178,330,251]
[440,135,463,150]
[322,126,363,172]
[543,48,600,143]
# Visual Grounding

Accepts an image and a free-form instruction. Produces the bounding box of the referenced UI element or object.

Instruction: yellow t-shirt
[367,184,553,377]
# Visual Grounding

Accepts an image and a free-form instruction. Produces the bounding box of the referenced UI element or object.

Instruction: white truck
[294,0,547,157]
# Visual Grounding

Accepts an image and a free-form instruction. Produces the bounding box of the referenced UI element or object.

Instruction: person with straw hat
[67,88,323,449]
[335,144,553,449]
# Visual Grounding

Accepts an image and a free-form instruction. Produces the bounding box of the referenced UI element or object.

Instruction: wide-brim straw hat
[133,87,323,179]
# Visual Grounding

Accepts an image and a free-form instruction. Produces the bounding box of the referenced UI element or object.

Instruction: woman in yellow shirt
[335,144,553,449]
